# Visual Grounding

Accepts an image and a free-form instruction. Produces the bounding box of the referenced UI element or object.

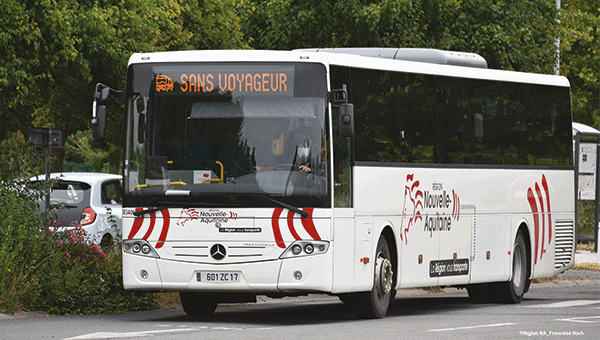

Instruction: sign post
[573,123,600,253]
[28,127,64,210]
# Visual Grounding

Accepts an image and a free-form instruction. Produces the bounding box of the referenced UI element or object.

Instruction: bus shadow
[147,293,503,326]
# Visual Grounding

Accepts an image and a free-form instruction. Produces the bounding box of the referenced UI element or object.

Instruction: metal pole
[45,127,52,211]
[595,141,599,252]
[574,132,580,249]
[554,0,561,75]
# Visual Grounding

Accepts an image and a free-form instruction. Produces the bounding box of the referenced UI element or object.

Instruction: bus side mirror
[97,87,110,103]
[92,105,106,139]
[339,103,354,138]
[91,83,124,140]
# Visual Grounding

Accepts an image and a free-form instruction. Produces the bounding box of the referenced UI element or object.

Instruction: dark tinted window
[334,66,572,167]
[436,76,470,164]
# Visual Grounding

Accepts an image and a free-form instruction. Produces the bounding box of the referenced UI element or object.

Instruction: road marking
[521,300,600,308]
[63,326,277,339]
[556,316,600,324]
[428,323,516,332]
[63,328,198,339]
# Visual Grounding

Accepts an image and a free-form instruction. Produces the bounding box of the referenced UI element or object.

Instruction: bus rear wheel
[351,235,395,319]
[180,292,218,317]
[497,231,530,303]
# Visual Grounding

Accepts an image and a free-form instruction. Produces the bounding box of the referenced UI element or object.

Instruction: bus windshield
[124,62,330,208]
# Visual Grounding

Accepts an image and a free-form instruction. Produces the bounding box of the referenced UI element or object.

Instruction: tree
[241,0,558,72]
[441,0,558,73]
[0,0,247,170]
[560,0,600,128]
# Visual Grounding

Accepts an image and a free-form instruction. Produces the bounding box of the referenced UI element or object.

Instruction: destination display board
[153,65,295,96]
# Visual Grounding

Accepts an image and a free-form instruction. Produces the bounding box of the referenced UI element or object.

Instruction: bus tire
[351,235,395,319]
[497,231,529,303]
[179,292,218,317]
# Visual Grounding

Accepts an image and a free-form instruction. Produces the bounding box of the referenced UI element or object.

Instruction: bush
[0,184,48,312]
[33,223,157,314]
[0,132,158,314]
[0,132,49,312]
[578,200,597,240]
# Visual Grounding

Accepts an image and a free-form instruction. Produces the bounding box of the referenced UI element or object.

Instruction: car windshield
[124,62,330,208]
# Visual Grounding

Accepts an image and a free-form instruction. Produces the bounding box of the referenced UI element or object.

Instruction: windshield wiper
[133,207,168,217]
[256,195,309,218]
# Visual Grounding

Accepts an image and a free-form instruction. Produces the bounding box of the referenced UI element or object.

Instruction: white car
[31,172,122,248]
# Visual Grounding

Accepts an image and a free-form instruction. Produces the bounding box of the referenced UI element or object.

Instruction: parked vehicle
[30,172,122,249]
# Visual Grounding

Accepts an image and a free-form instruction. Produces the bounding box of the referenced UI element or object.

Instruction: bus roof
[295,47,488,68]
[128,49,570,88]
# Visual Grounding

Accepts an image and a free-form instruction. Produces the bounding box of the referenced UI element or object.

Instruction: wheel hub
[375,256,393,295]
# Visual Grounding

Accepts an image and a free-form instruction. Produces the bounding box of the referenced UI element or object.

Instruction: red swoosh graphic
[155,209,170,249]
[541,175,552,242]
[142,212,156,239]
[301,208,321,241]
[535,183,546,260]
[287,210,302,240]
[527,188,539,264]
[128,208,145,239]
[272,208,286,248]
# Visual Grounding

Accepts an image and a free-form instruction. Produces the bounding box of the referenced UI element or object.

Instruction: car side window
[102,180,123,205]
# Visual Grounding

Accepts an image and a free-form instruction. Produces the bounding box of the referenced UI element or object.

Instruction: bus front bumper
[122,252,333,293]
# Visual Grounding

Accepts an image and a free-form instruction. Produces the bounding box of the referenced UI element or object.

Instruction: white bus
[93,48,575,318]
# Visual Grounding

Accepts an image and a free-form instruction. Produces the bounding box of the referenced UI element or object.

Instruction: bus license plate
[197,272,240,283]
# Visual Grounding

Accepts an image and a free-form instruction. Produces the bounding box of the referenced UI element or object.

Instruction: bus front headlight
[123,239,160,258]
[280,240,329,259]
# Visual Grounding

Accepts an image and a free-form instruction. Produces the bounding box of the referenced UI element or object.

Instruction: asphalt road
[1,272,598,340]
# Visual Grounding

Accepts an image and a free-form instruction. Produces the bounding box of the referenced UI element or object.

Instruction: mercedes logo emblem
[210,244,226,260]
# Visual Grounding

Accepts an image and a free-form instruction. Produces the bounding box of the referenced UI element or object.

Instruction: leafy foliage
[64,129,108,169]
[0,0,248,170]
[0,135,51,313]
[242,0,596,128]
[0,139,156,314]
[241,0,558,72]
[560,0,600,128]
[578,200,597,240]
[34,223,157,315]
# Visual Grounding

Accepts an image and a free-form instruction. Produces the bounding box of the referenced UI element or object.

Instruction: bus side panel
[438,206,476,286]
[353,217,374,291]
[331,209,358,294]
[353,166,574,288]
[468,215,511,284]
[353,166,440,289]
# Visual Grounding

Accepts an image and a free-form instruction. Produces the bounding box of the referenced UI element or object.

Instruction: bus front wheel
[351,235,395,319]
[180,292,218,317]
